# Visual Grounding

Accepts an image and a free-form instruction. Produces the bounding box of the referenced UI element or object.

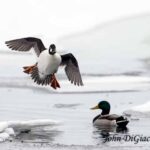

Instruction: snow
[0,119,60,142]
[131,101,150,112]
[58,15,150,74]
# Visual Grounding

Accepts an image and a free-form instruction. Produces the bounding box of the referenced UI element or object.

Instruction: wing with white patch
[61,53,83,86]
[5,37,46,56]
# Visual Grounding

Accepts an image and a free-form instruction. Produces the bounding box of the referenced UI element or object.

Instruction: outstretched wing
[5,37,46,56]
[61,53,83,86]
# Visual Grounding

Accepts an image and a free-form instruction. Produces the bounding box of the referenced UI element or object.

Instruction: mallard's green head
[91,101,110,115]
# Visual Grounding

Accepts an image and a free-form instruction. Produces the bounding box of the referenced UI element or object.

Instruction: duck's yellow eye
[90,105,99,110]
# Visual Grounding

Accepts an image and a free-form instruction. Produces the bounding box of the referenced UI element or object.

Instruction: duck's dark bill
[91,105,99,110]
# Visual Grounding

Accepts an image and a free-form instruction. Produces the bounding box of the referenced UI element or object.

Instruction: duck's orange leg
[50,74,60,89]
[23,63,37,74]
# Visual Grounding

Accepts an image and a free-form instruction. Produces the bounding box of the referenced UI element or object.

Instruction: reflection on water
[15,127,63,143]
[93,125,129,144]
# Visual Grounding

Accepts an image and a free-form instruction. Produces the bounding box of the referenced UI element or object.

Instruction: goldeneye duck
[5,37,83,89]
[91,101,129,128]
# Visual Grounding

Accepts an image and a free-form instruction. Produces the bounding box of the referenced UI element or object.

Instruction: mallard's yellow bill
[91,105,99,110]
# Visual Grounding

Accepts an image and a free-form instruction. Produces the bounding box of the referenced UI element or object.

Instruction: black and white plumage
[5,37,83,88]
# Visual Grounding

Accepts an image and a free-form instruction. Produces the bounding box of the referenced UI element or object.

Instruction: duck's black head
[49,44,56,55]
[91,101,111,115]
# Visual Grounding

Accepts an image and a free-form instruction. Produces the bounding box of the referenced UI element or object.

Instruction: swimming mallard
[91,101,129,127]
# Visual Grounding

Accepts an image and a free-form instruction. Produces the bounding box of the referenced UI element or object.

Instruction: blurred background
[0,0,150,41]
[1,0,150,75]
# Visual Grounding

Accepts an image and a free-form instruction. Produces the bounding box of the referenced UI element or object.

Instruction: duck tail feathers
[31,67,52,86]
[116,116,129,128]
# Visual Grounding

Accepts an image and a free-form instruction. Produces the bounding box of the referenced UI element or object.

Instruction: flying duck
[5,37,83,89]
[91,101,129,128]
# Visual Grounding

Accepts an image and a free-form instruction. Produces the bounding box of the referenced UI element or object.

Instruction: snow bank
[0,119,60,142]
[131,101,150,112]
